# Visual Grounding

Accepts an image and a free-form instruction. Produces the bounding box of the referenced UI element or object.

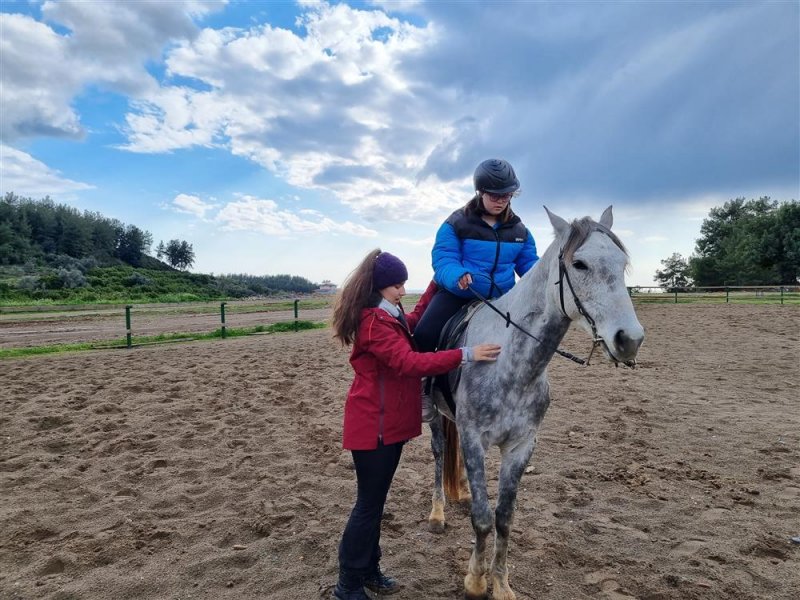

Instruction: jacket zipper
[489,227,501,298]
[378,373,385,443]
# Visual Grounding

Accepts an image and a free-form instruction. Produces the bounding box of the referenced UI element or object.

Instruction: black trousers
[413,289,473,352]
[338,440,404,577]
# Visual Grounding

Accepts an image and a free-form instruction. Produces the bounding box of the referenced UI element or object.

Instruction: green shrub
[18,275,43,291]
[56,268,88,289]
[125,272,152,287]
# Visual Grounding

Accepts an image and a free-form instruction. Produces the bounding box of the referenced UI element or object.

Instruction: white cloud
[118,1,452,219]
[1,1,227,143]
[215,195,377,237]
[0,13,84,140]
[0,145,93,197]
[367,0,423,11]
[119,88,228,152]
[172,193,215,217]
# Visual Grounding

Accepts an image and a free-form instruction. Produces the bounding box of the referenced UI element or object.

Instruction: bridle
[556,250,635,368]
[466,249,636,369]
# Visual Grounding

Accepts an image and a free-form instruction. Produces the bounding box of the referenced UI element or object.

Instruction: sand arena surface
[1,303,798,599]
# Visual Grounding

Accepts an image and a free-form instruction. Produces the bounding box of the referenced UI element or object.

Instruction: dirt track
[1,303,798,599]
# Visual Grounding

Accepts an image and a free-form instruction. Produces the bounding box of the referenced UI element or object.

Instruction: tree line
[0,193,319,301]
[0,192,157,267]
[655,197,799,289]
[0,192,199,271]
[214,273,319,297]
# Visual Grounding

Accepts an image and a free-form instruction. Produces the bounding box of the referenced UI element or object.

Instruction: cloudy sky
[1,0,798,289]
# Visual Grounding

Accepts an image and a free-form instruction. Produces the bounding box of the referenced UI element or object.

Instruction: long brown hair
[331,248,382,346]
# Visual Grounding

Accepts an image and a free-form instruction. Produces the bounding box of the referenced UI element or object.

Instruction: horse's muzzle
[613,328,644,363]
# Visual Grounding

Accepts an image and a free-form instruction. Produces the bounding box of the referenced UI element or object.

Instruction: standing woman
[331,249,501,600]
[414,158,539,421]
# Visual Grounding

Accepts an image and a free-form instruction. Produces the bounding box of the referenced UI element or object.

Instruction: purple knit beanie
[372,252,408,290]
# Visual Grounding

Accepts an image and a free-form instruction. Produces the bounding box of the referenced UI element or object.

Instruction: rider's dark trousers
[338,439,404,577]
[413,289,473,352]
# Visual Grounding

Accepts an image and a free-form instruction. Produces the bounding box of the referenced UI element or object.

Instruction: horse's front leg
[490,435,537,600]
[428,413,446,533]
[460,429,491,600]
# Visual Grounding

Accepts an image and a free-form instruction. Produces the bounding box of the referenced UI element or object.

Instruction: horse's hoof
[491,573,515,600]
[464,574,488,600]
[427,519,445,534]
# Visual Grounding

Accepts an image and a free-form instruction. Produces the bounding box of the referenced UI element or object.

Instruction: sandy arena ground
[1,303,798,599]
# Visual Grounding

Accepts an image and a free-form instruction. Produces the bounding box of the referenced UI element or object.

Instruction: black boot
[421,378,438,423]
[363,566,401,595]
[333,570,370,600]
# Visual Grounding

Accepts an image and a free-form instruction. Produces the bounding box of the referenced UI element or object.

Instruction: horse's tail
[442,417,463,501]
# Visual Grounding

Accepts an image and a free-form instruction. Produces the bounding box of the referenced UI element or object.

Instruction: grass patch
[0,342,99,358]
[0,320,328,359]
[260,320,324,333]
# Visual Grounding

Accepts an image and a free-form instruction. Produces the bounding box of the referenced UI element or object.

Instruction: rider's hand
[471,343,501,362]
[457,273,473,290]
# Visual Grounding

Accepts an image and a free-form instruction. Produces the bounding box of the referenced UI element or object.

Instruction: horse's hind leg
[490,436,537,600]
[460,429,492,600]
[428,414,446,533]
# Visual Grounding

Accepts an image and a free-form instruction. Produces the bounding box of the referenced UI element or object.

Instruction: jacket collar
[378,297,400,317]
[361,305,410,335]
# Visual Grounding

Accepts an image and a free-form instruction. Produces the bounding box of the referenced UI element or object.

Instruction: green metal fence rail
[118,298,327,349]
[220,301,227,339]
[627,285,800,305]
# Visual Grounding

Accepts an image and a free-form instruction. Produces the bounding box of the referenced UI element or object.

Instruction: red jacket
[342,282,463,450]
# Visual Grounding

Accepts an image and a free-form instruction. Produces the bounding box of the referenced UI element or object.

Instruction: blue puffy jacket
[432,208,539,299]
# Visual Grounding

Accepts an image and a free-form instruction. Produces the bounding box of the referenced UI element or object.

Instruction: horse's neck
[492,247,571,374]
[501,246,562,325]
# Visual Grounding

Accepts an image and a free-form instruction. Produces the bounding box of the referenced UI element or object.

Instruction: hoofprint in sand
[1,303,798,599]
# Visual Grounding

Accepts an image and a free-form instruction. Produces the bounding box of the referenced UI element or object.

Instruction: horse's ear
[544,206,569,235]
[599,205,613,229]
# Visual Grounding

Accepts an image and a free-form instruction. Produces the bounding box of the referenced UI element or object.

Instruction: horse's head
[545,206,645,366]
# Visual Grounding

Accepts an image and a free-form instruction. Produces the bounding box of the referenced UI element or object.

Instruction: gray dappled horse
[427,207,644,600]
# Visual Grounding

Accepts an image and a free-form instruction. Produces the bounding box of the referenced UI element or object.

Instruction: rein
[466,284,587,366]
[466,250,636,368]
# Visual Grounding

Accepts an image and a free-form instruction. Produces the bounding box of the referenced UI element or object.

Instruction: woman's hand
[471,343,501,362]
[457,273,473,290]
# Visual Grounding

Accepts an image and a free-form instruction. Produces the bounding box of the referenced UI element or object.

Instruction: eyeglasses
[484,192,514,202]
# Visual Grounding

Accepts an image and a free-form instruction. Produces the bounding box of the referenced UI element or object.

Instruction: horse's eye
[572,260,588,271]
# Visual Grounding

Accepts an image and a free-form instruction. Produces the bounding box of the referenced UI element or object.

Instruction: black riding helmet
[473,159,520,194]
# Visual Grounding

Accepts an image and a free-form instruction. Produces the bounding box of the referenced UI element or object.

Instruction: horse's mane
[561,217,628,263]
